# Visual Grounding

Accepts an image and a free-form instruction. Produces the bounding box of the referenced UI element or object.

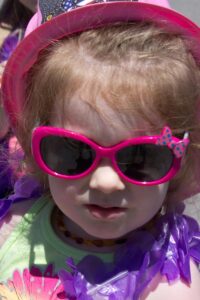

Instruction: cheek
[126,182,169,230]
[48,176,86,225]
[135,182,169,212]
[48,176,76,207]
[155,182,169,204]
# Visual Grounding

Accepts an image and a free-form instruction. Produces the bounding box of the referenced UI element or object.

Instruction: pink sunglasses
[31,126,189,186]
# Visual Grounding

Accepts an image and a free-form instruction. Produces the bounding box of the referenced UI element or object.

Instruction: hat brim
[2,1,200,127]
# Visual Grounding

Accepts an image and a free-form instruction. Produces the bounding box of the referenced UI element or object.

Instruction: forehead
[50,92,158,146]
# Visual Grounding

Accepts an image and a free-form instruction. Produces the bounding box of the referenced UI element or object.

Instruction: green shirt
[0,196,113,283]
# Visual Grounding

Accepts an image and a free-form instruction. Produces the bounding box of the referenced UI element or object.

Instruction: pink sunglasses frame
[32,126,189,186]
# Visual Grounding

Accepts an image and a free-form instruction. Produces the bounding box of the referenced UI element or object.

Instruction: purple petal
[9,175,43,202]
[58,269,76,298]
[162,259,180,282]
[0,199,12,220]
[0,32,20,62]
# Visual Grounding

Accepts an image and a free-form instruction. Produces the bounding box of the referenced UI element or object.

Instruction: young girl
[0,0,200,299]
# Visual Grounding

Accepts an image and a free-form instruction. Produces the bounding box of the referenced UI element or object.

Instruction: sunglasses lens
[116,144,173,182]
[40,135,96,176]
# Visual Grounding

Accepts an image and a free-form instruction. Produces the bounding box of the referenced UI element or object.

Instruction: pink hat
[2,0,200,128]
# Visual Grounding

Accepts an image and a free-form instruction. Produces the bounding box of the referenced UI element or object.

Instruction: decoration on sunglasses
[39,0,139,23]
[156,127,189,158]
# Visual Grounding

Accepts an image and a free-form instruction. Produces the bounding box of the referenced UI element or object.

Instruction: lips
[85,204,127,220]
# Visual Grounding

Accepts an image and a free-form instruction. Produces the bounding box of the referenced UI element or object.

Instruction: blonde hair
[18,22,200,193]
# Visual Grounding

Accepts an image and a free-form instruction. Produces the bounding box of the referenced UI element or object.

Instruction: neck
[51,206,127,251]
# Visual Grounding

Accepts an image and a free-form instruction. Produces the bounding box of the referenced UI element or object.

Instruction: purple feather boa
[0,30,22,63]
[0,175,43,220]
[58,213,200,300]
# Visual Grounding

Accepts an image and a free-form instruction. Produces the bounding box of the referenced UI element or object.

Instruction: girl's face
[48,95,169,239]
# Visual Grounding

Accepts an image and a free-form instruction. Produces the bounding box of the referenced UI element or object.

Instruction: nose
[89,159,126,194]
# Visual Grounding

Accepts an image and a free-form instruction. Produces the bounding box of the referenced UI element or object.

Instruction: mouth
[85,204,127,220]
